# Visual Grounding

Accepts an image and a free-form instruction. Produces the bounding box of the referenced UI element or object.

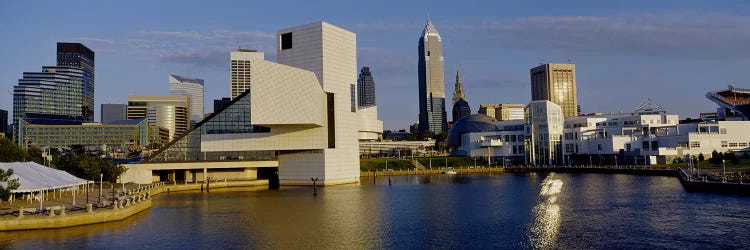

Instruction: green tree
[0,169,20,201]
[698,153,705,161]
[0,137,26,162]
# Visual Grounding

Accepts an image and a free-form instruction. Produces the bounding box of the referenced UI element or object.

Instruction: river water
[1,173,749,249]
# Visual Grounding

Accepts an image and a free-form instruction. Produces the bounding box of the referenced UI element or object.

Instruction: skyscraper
[530,63,578,117]
[452,69,465,106]
[57,43,95,122]
[101,104,127,124]
[356,67,384,141]
[357,67,376,108]
[13,66,85,127]
[418,19,447,133]
[169,75,205,124]
[230,49,264,99]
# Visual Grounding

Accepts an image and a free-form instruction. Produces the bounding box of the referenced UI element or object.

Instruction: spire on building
[452,69,466,105]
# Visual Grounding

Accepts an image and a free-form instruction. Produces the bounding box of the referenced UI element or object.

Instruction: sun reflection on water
[528,173,563,249]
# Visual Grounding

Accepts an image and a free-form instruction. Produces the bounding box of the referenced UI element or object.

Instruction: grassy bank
[360,158,415,171]
[361,156,484,172]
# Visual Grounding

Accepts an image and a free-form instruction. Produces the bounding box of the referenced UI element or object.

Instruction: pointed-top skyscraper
[452,69,465,105]
[418,19,447,133]
[451,69,471,122]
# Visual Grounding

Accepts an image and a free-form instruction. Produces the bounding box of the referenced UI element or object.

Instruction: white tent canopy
[0,162,92,193]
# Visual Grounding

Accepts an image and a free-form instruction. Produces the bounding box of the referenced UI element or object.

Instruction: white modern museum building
[122,21,380,185]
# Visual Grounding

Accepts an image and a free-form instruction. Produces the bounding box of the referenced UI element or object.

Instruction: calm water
[1,173,750,249]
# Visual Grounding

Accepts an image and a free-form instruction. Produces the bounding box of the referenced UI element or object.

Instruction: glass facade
[57,43,95,122]
[17,118,168,150]
[418,20,447,133]
[530,64,578,118]
[357,67,376,108]
[148,91,273,162]
[13,67,85,132]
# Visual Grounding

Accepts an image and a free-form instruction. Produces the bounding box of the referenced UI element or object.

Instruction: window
[720,128,727,134]
[729,142,738,147]
[426,51,430,56]
[597,144,603,150]
[690,141,700,148]
[721,141,728,147]
[517,135,524,141]
[280,32,293,50]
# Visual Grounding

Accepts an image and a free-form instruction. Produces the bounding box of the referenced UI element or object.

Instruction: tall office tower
[530,63,578,117]
[127,96,190,140]
[230,50,265,99]
[13,66,85,126]
[0,109,7,137]
[101,104,127,124]
[452,69,465,105]
[418,19,447,133]
[57,43,95,122]
[357,67,376,108]
[526,100,564,165]
[356,67,384,141]
[277,21,360,184]
[169,75,205,124]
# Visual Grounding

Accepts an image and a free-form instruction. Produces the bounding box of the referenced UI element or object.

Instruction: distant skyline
[2,1,749,130]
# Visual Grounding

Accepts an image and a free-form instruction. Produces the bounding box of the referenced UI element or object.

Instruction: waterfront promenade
[0,180,268,231]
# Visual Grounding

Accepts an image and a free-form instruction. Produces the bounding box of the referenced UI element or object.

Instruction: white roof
[0,162,91,193]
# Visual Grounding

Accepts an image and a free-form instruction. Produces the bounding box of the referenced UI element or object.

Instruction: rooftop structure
[706,86,750,120]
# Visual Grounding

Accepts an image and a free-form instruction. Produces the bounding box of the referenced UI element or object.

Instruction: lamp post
[722,159,727,183]
[99,173,103,205]
[72,178,76,206]
[614,156,618,168]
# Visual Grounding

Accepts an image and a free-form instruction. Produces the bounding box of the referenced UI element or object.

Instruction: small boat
[444,170,457,175]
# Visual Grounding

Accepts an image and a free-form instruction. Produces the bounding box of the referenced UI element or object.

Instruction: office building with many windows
[17,118,169,151]
[169,75,204,124]
[127,96,190,141]
[13,66,85,133]
[531,63,578,118]
[57,43,95,122]
[417,19,447,133]
[478,104,526,121]
[357,67,376,108]
[230,50,265,99]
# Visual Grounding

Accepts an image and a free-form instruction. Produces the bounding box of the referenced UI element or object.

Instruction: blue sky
[1,1,749,130]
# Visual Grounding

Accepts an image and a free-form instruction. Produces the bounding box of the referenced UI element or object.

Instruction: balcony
[479,139,503,147]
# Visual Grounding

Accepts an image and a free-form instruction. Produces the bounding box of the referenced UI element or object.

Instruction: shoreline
[0,180,269,232]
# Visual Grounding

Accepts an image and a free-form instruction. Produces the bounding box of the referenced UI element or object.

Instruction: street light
[614,156,618,168]
[722,159,727,183]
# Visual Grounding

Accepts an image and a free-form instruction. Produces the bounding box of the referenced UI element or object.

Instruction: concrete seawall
[361,167,505,177]
[0,180,269,231]
[505,166,678,177]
